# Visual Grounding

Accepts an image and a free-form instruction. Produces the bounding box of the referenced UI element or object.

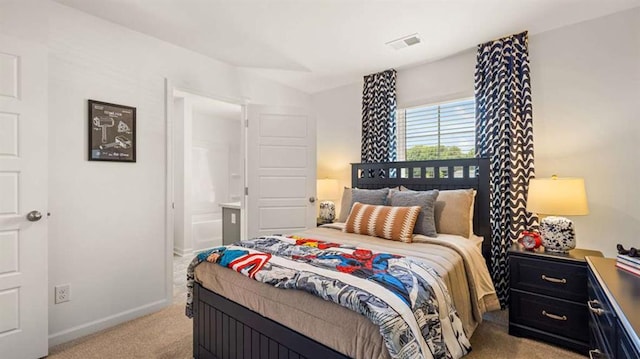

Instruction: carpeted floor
[48,297,585,359]
[465,311,584,358]
[48,295,192,359]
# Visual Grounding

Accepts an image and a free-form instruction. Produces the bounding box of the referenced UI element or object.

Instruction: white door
[246,105,316,238]
[0,35,48,359]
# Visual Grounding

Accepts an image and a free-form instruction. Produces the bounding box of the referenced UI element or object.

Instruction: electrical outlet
[55,284,71,304]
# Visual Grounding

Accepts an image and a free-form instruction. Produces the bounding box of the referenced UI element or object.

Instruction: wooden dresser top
[587,256,640,352]
[509,244,603,263]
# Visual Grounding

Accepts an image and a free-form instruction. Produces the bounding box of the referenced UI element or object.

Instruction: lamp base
[540,216,576,253]
[319,200,336,223]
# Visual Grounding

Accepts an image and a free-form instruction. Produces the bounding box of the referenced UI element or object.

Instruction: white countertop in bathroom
[219,202,241,209]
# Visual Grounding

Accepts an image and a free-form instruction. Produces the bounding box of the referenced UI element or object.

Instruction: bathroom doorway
[171,89,244,256]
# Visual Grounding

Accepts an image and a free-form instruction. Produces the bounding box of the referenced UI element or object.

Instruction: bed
[191,158,496,359]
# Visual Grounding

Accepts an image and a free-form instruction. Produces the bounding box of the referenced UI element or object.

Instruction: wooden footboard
[193,282,350,359]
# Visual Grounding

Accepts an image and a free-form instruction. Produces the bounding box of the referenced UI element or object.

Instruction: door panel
[0,52,19,98]
[260,146,307,168]
[0,172,19,214]
[0,288,19,333]
[259,207,307,230]
[0,34,48,359]
[259,113,308,138]
[247,105,315,238]
[0,230,19,274]
[0,111,19,156]
[259,177,306,198]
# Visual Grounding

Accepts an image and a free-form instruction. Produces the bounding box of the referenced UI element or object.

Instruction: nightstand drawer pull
[587,300,604,316]
[541,310,567,321]
[541,274,567,284]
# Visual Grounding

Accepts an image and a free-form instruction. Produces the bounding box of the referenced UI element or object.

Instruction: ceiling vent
[386,33,422,50]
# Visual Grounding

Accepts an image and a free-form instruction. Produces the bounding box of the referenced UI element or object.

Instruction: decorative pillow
[387,187,401,202]
[338,187,352,222]
[338,187,390,222]
[434,189,476,238]
[390,190,439,237]
[344,202,421,243]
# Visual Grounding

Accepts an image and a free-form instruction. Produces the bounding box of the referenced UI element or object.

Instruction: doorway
[171,89,244,258]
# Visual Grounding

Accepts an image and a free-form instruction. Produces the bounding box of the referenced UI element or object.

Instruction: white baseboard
[194,244,223,254]
[48,298,170,347]
[173,247,194,257]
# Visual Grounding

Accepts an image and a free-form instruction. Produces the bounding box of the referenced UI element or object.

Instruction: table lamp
[317,178,339,223]
[526,175,589,253]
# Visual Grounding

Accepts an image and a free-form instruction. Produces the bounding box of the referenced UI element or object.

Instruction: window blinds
[397,98,475,161]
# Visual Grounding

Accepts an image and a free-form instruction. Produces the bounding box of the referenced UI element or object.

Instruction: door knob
[309,197,316,203]
[26,210,42,222]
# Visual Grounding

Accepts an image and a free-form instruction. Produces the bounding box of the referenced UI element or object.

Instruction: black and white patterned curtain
[475,31,537,308]
[361,69,397,172]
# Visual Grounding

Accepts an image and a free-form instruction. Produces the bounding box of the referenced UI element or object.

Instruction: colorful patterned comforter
[186,236,471,359]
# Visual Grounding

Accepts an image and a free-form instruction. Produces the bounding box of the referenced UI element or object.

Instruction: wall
[0,0,310,346]
[173,96,243,255]
[396,49,476,109]
[191,109,242,251]
[191,111,242,205]
[530,7,640,257]
[173,97,192,256]
[315,8,640,257]
[313,84,362,213]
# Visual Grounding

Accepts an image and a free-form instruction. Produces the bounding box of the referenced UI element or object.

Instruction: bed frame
[351,158,491,261]
[193,158,491,359]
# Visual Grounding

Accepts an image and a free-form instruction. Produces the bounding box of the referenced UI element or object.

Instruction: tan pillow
[434,189,476,238]
[344,202,421,243]
[338,187,352,222]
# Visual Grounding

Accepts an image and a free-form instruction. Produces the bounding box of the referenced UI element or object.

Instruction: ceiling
[55,0,640,94]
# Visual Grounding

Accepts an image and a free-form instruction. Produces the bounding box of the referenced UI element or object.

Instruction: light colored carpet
[48,301,585,359]
[48,295,192,359]
[173,255,192,297]
[466,311,584,358]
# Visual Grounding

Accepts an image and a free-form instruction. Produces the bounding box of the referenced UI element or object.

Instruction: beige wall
[314,7,640,257]
[530,7,640,257]
[313,83,362,214]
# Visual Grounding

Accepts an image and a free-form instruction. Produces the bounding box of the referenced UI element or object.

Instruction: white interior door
[246,105,316,238]
[0,35,48,358]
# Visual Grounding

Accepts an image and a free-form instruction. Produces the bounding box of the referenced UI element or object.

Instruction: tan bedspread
[194,226,499,359]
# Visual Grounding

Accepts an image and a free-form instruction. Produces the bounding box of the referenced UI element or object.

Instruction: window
[397,98,476,161]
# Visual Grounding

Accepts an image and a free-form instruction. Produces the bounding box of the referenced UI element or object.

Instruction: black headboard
[351,158,491,264]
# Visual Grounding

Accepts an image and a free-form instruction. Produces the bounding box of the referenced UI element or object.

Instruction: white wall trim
[173,85,247,107]
[48,299,169,347]
[193,245,222,254]
[240,104,248,241]
[398,90,475,109]
[173,247,194,257]
[164,77,175,305]
[164,82,251,299]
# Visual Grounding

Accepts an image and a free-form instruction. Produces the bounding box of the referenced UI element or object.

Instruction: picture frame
[88,99,136,162]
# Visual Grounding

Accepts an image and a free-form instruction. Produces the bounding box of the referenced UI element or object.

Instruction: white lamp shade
[317,179,339,200]
[526,177,589,216]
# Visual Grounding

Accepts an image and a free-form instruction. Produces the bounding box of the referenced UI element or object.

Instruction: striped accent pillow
[344,202,421,243]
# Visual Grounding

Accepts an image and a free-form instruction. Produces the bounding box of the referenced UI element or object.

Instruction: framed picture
[88,100,136,162]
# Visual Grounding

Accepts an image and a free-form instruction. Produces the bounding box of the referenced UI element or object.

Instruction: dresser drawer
[587,271,617,352]
[511,256,587,302]
[590,318,613,359]
[510,290,589,342]
[618,323,640,359]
